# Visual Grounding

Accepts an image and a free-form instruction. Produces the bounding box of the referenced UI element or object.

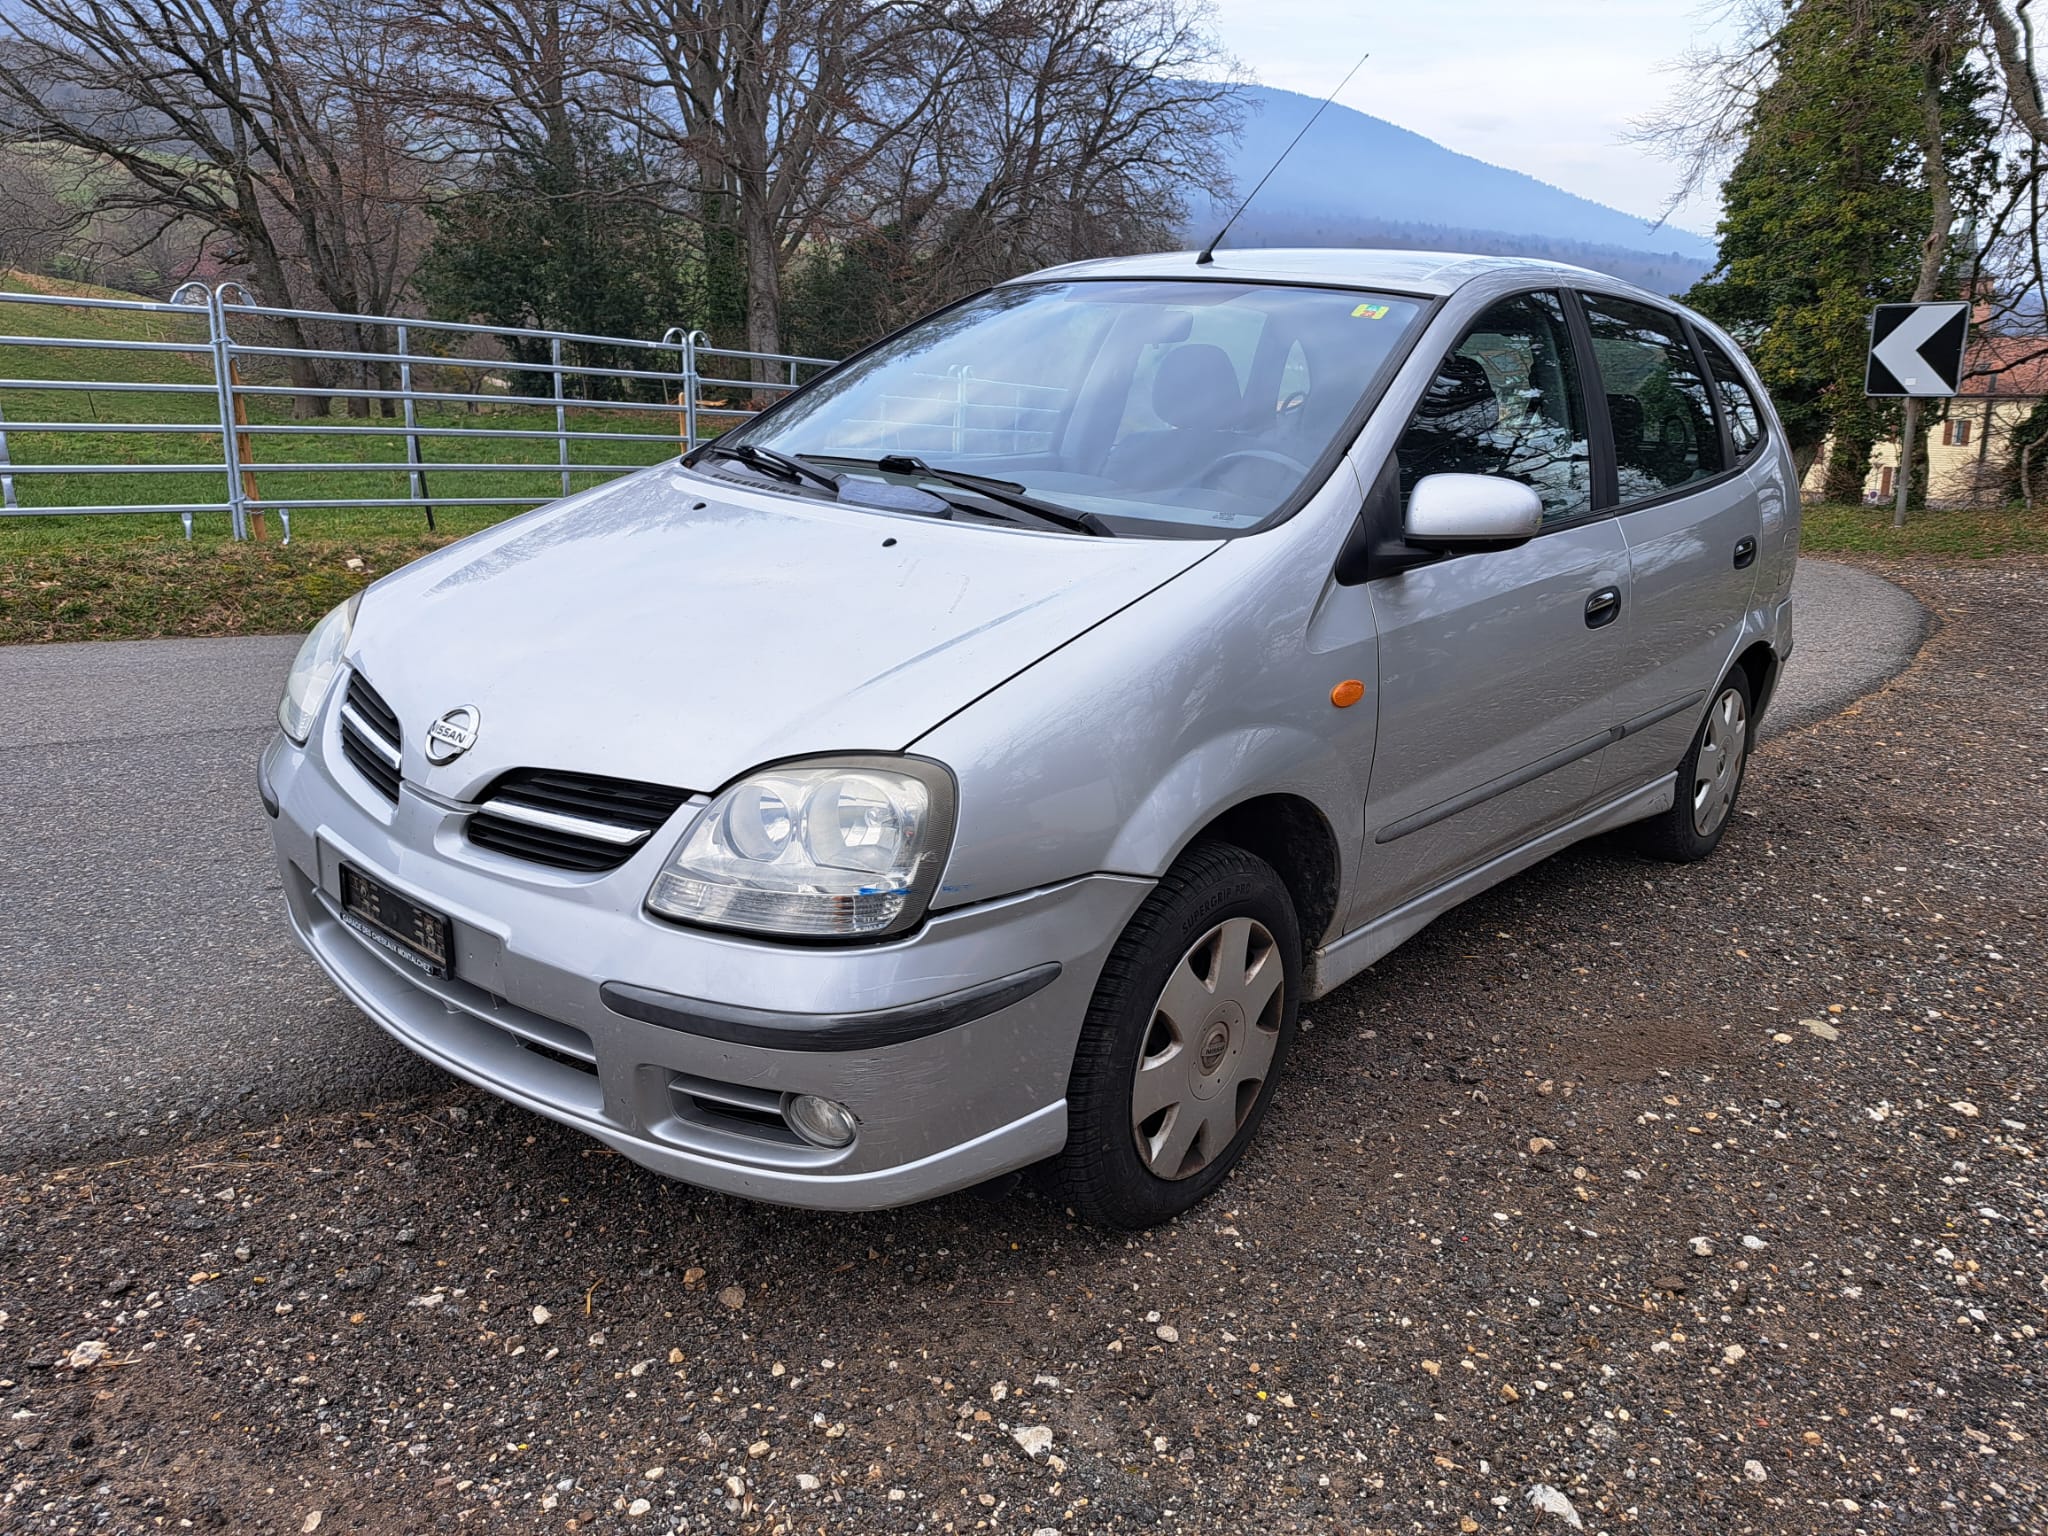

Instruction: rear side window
[1394,290,1592,525]
[1699,336,1764,459]
[1580,294,1725,503]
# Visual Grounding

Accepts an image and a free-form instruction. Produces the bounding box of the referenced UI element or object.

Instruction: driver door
[1355,290,1632,917]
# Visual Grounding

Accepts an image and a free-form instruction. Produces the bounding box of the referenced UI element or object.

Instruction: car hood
[347,467,1217,796]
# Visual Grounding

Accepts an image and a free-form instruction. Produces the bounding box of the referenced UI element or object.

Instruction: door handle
[1584,586,1621,629]
[1733,536,1757,569]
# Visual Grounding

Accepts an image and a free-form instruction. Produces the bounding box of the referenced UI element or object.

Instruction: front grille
[338,672,402,801]
[467,769,692,872]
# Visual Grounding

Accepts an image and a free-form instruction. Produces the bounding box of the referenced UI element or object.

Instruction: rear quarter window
[1699,335,1765,460]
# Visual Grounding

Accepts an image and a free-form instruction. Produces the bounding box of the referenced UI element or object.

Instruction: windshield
[719,279,1427,535]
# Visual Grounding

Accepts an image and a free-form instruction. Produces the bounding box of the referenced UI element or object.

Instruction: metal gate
[0,281,835,538]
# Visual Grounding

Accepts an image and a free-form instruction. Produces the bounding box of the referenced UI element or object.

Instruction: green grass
[1800,500,2048,560]
[0,272,754,642]
[0,271,713,534]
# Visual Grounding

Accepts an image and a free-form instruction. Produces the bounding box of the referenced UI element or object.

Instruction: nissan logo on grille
[424,706,481,765]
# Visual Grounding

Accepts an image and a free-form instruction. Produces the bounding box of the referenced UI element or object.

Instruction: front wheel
[1628,668,1754,862]
[1054,841,1301,1229]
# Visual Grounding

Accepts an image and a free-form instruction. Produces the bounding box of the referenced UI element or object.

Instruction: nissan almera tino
[264,249,1797,1229]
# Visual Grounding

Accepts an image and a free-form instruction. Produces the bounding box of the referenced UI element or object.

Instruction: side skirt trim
[1313,773,1677,999]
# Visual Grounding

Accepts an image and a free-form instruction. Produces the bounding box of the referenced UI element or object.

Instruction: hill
[1196,85,1716,294]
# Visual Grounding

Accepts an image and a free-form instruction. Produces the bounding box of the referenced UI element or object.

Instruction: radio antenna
[1196,51,1370,266]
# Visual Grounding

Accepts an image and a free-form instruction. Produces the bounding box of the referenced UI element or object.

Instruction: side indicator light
[1331,679,1366,708]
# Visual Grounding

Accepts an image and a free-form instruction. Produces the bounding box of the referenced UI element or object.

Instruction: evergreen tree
[420,123,693,399]
[1685,0,1991,498]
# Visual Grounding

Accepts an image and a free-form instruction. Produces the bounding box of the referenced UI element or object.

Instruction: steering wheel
[1193,447,1312,489]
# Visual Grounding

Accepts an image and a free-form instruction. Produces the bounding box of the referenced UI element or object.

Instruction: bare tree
[0,0,435,409]
[0,145,76,276]
[790,0,1239,348]
[605,0,963,373]
[901,0,1238,293]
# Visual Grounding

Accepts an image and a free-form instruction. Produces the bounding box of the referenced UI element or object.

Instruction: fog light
[786,1093,857,1149]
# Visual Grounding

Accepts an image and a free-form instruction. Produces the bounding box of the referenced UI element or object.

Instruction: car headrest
[1415,354,1498,431]
[1152,343,1244,431]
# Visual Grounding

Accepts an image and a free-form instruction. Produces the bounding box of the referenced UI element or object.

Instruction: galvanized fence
[0,282,836,539]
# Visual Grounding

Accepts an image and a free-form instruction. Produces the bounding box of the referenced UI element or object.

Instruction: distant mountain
[1194,85,1716,295]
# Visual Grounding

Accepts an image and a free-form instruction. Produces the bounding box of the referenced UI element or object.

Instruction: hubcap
[1131,916,1284,1181]
[1692,686,1748,837]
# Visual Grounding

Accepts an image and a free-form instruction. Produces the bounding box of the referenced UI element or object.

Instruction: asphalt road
[0,558,1926,1171]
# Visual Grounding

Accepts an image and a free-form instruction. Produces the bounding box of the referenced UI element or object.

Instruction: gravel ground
[2,559,2042,1536]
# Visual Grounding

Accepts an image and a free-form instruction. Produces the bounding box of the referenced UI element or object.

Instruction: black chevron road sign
[1865,302,1971,397]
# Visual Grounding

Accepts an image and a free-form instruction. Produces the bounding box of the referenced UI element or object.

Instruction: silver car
[264,250,1797,1228]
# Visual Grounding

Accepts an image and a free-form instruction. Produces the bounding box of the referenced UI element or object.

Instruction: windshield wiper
[695,441,843,494]
[811,453,1116,536]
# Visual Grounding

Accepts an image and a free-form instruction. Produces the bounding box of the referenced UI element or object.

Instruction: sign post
[1866,300,1971,528]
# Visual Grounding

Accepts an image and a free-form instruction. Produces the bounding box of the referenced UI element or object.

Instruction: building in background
[1804,321,2048,508]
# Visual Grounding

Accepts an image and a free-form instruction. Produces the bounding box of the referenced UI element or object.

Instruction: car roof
[1007,247,1637,300]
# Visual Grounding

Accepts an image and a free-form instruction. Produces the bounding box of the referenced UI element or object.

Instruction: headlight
[646,756,956,941]
[278,595,358,743]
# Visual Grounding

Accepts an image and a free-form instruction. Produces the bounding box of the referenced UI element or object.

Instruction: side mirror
[1405,473,1543,549]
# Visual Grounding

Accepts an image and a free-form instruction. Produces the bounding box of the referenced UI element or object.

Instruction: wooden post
[228,359,266,541]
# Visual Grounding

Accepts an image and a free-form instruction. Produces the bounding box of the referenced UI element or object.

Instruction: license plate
[339,864,454,977]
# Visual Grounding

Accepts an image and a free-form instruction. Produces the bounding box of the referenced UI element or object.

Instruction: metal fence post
[397,324,434,530]
[551,336,570,497]
[203,286,247,539]
[950,364,973,455]
[686,331,706,449]
[0,400,17,510]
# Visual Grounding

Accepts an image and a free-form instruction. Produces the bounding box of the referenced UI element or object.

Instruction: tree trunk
[1895,31,1956,524]
[741,194,783,397]
[1790,435,1824,486]
[240,235,333,419]
[1823,423,1877,504]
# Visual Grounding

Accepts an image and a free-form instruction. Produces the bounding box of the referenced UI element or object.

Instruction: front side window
[1394,290,1591,525]
[1699,335,1764,458]
[718,280,1426,536]
[1582,294,1725,501]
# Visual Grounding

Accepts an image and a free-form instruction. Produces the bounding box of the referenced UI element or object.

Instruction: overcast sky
[1206,0,1740,236]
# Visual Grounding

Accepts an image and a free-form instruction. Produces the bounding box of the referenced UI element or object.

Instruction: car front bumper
[264,716,1149,1210]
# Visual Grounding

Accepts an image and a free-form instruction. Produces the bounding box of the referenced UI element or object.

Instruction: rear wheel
[1055,841,1300,1229]
[1628,668,1753,862]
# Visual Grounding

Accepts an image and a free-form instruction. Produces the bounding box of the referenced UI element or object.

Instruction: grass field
[1799,498,2048,559]
[0,272,746,642]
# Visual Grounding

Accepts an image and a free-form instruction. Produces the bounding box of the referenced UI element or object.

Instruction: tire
[1054,840,1301,1229]
[1628,667,1754,863]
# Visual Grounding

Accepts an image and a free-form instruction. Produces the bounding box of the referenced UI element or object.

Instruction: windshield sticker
[1351,302,1392,320]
